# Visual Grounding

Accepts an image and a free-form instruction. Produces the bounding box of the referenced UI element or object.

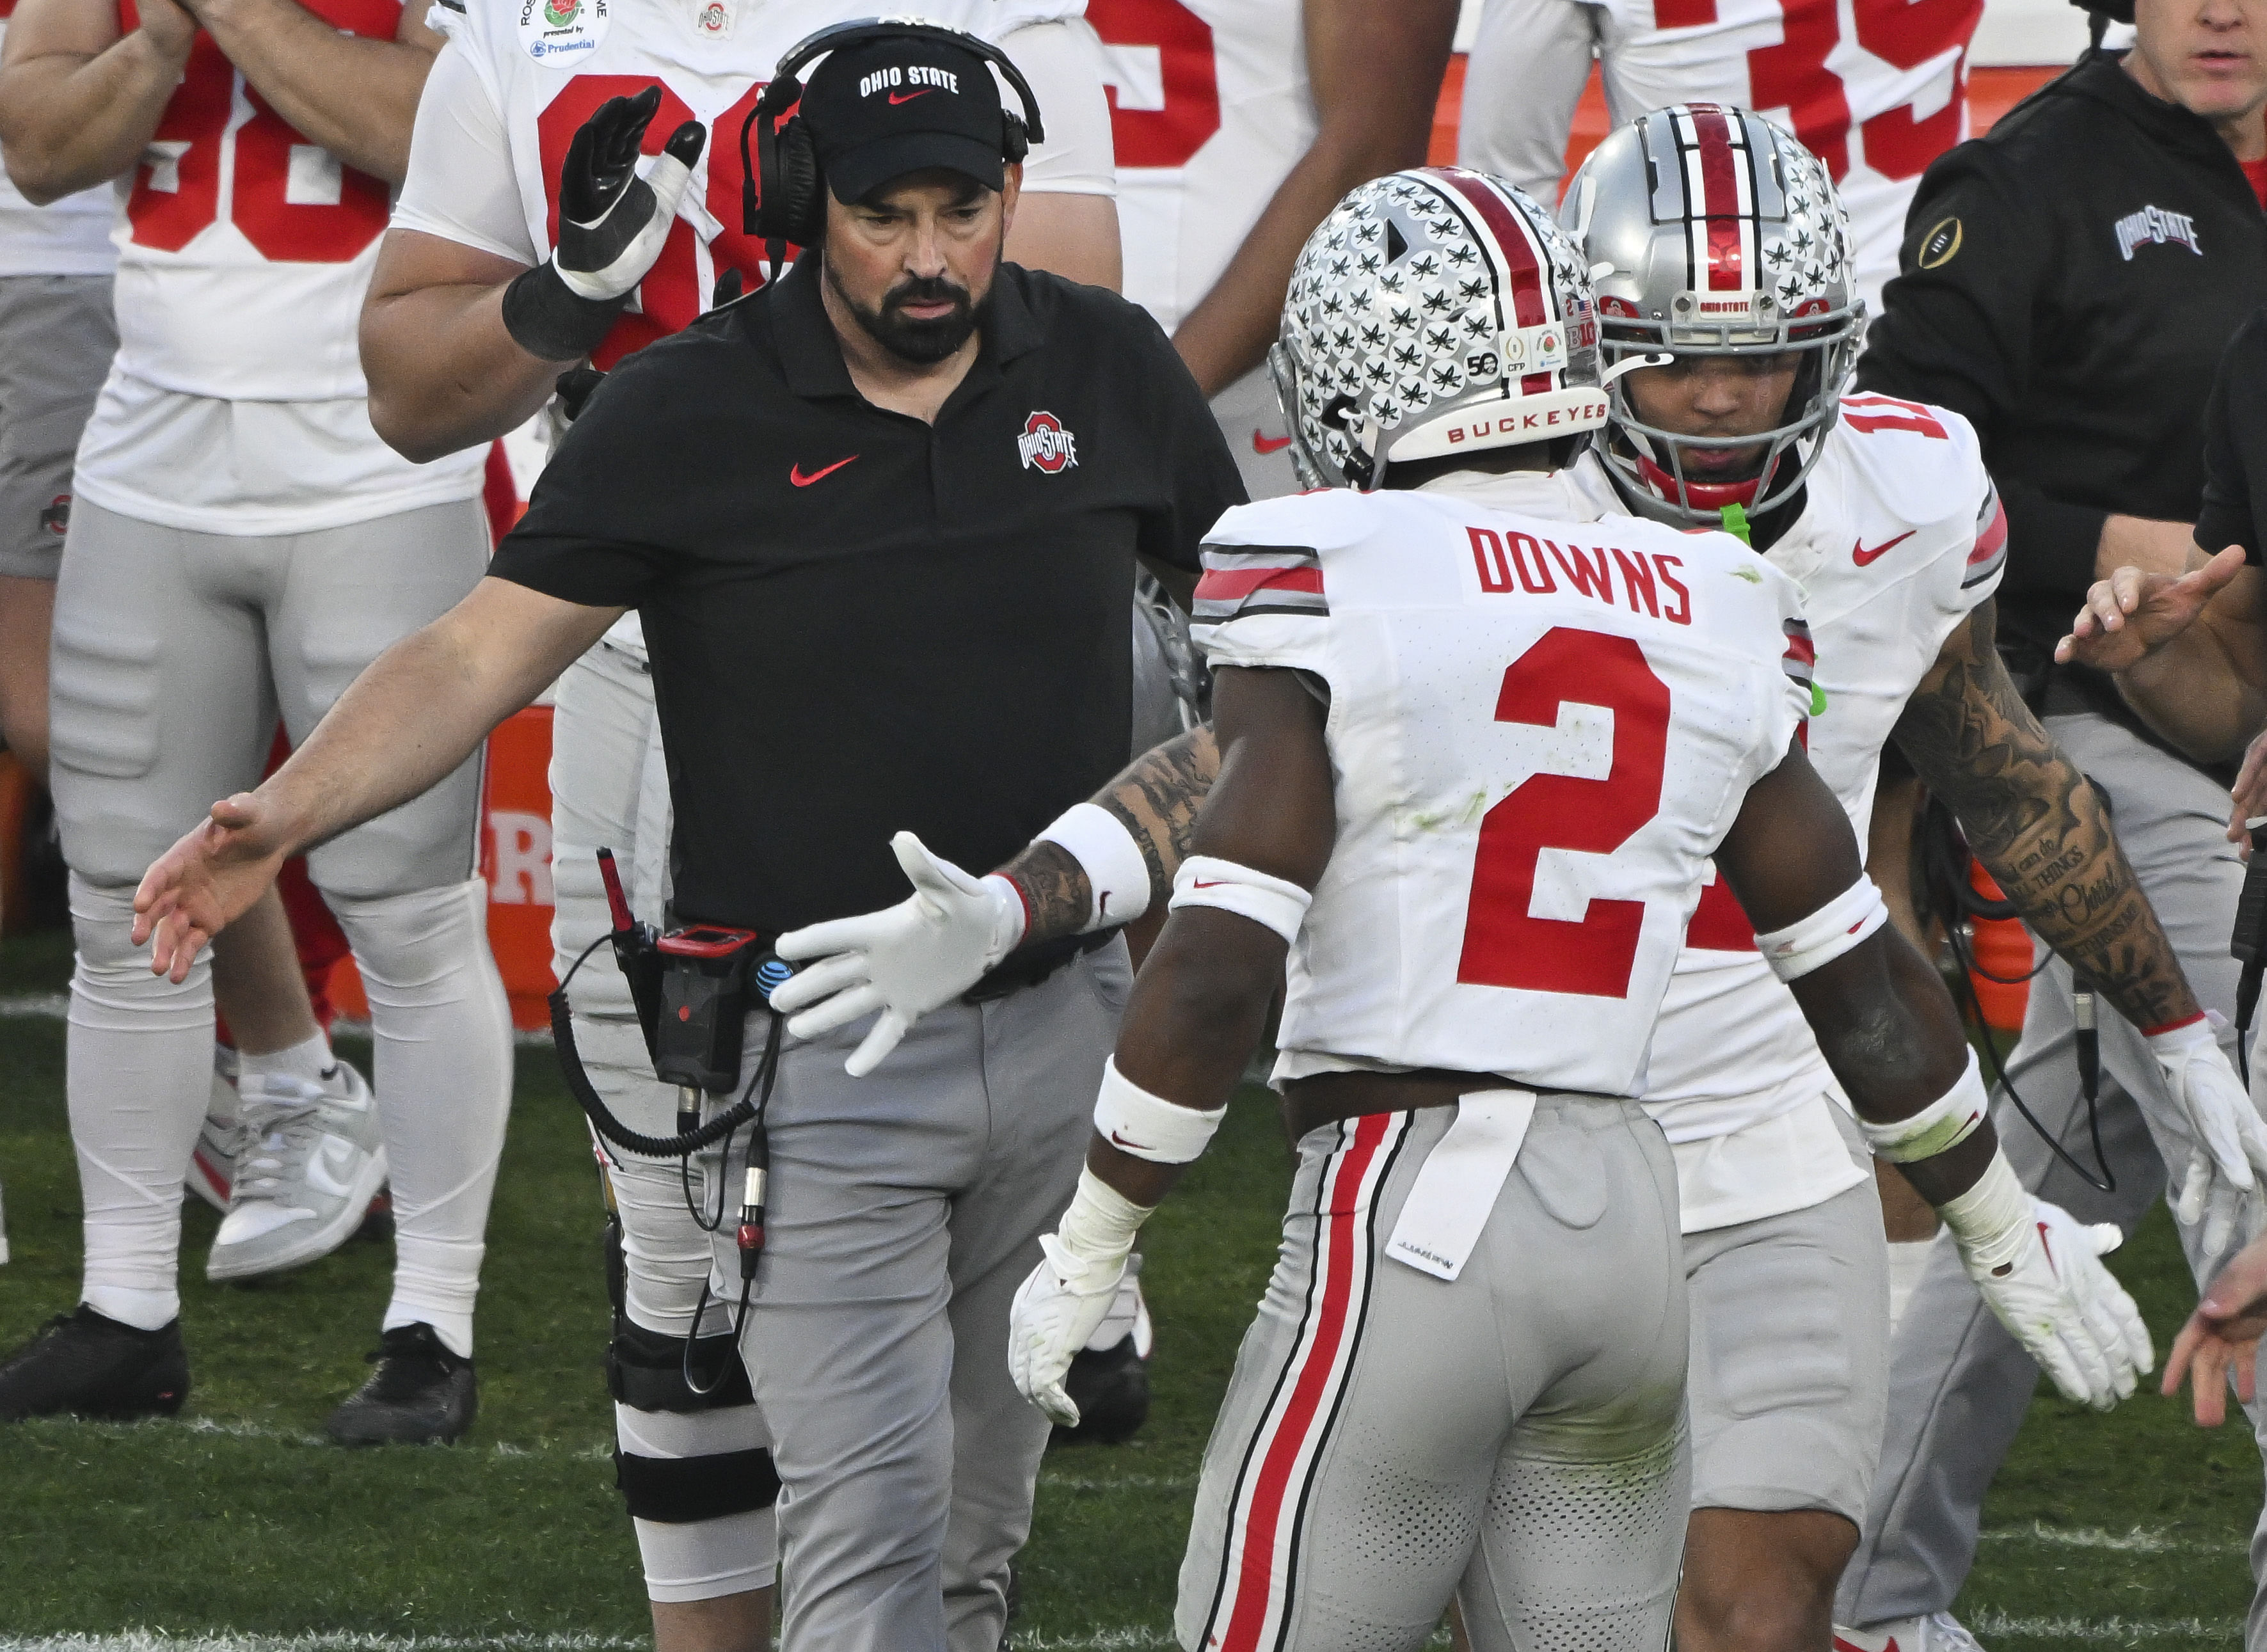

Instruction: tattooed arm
[1002,726,1221,945]
[1891,600,2199,1033]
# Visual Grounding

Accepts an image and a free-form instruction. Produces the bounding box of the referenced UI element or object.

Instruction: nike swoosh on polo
[1852,530,1916,566]
[790,456,858,487]
[1252,430,1293,454]
[888,89,932,104]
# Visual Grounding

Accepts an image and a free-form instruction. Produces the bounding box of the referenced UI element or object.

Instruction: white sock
[1886,1236,1937,1333]
[238,1029,335,1090]
[328,877,511,1360]
[65,874,211,1330]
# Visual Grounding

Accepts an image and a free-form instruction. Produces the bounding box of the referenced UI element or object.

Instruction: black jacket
[1856,51,2267,736]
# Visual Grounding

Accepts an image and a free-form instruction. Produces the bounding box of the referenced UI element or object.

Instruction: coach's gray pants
[1836,713,2267,1642]
[717,948,1124,1652]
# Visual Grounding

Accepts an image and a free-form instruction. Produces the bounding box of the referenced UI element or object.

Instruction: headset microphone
[2231,816,2267,1083]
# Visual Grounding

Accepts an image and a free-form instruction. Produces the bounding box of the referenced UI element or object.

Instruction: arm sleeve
[999,19,1117,197]
[2197,308,2267,562]
[1854,150,2101,608]
[389,37,542,266]
[1135,319,1250,571]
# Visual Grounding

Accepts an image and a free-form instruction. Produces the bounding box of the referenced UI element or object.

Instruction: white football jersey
[1086,0,1309,336]
[408,0,1095,371]
[1460,0,1979,321]
[0,10,115,278]
[1195,485,1812,1098]
[1590,393,2006,1149]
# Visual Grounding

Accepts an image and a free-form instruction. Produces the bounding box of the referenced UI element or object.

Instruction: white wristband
[1168,855,1312,945]
[1093,1055,1227,1164]
[1861,1048,1989,1163]
[1036,802,1151,933]
[1753,876,1890,981]
[1935,1148,2030,1273]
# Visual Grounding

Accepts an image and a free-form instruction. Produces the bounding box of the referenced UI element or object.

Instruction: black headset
[738,17,1046,274]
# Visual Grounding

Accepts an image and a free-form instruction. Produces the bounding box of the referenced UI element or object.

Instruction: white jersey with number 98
[1193,485,1813,1099]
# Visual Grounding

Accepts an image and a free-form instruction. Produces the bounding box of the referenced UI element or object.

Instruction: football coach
[127,22,1243,1652]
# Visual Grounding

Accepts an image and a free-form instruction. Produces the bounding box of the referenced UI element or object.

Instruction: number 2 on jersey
[1457,626,1671,999]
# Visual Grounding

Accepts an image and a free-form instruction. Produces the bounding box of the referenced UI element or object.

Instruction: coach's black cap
[802,34,1010,203]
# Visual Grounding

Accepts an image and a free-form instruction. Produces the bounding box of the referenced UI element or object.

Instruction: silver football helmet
[1559,104,1863,526]
[1269,167,1606,491]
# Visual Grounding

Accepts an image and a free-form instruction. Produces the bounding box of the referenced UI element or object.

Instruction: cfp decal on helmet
[1018,411,1078,473]
[1560,104,1861,526]
[1268,166,1605,491]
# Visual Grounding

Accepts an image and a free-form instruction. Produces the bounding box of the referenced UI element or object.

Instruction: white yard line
[1967,1611,2248,1641]
[0,1638,646,1652]
[1979,1521,2247,1555]
[24,1415,612,1461]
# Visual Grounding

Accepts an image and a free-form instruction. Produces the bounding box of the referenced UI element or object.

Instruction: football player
[783,166,2138,1649]
[775,113,2266,1652]
[1455,0,1981,317]
[360,6,1120,1645]
[0,0,510,1441]
[1088,0,1457,499]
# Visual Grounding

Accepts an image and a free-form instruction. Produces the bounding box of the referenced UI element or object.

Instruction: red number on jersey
[1086,0,1222,170]
[535,77,773,370]
[1457,626,1672,999]
[1841,392,1950,438]
[118,0,399,261]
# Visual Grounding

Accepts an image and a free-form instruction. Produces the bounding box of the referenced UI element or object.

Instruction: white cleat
[207,1060,387,1282]
[1834,1612,1989,1652]
[186,1045,243,1213]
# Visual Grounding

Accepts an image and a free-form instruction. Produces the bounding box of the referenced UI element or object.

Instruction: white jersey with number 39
[1193,485,1811,1098]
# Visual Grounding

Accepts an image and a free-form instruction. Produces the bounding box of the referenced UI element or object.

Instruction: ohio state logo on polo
[1019,411,1078,473]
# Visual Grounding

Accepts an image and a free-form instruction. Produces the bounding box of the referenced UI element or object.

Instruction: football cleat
[207,1058,386,1282]
[1056,1269,1153,1445]
[1834,1611,1989,1652]
[186,1044,244,1212]
[0,1305,190,1421]
[326,1322,477,1446]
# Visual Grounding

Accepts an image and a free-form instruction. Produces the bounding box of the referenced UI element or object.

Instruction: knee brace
[615,1447,782,1526]
[608,1315,754,1413]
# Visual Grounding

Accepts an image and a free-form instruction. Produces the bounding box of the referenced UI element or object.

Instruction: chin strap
[1635,452,1772,513]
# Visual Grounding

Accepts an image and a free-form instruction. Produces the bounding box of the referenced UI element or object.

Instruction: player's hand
[2164,1230,2267,1426]
[133,0,197,60]
[1957,1198,2153,1410]
[2056,548,2245,672]
[130,793,294,984]
[771,832,1027,1077]
[2149,1018,2267,1257]
[555,87,704,303]
[1007,1234,1127,1427]
[2229,739,2267,855]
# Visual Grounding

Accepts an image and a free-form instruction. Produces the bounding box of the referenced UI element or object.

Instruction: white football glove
[1008,1168,1153,1427]
[2148,1016,2267,1257]
[1948,1163,2153,1410]
[772,832,1025,1077]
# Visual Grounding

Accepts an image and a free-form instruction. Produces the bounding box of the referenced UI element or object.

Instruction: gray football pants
[713,945,1126,1652]
[1177,1096,1689,1652]
[1836,712,2267,1640]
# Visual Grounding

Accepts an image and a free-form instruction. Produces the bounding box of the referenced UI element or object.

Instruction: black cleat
[0,1305,190,1421]
[1056,1333,1150,1445]
[325,1322,476,1446]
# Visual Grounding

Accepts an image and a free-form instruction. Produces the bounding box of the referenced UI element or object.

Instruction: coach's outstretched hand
[772,832,1027,1076]
[131,792,292,983]
[2165,1229,2267,1425]
[2056,546,2245,672]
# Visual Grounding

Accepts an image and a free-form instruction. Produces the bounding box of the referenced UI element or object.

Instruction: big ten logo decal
[488,809,555,905]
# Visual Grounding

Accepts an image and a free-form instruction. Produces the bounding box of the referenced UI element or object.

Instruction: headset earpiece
[1001,113,1028,168]
[774,118,823,246]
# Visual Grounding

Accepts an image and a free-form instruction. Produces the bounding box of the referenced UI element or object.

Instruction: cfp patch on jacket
[2113,203,2202,262]
[1917,216,1962,269]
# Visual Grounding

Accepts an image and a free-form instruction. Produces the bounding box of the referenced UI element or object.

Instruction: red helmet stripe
[1689,105,1746,292]
[1429,168,1554,395]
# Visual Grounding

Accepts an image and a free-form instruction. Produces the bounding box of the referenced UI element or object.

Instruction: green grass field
[0,925,2258,1650]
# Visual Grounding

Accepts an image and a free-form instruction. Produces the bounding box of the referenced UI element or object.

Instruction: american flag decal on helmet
[1194,545,1328,624]
[1782,617,1816,688]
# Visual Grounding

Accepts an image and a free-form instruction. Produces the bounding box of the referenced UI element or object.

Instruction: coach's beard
[836,269,990,365]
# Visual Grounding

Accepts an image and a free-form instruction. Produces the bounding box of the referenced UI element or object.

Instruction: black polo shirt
[489,255,1245,932]
[2201,305,2267,564]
